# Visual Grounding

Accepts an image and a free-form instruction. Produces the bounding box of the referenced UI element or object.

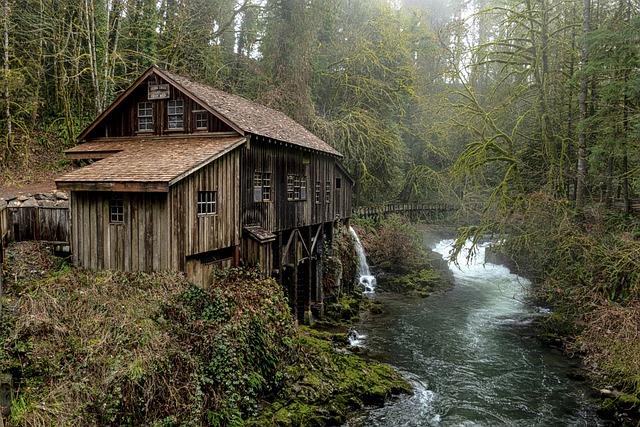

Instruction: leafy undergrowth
[1,242,409,426]
[493,192,640,421]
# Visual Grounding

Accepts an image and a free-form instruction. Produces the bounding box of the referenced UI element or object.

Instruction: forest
[1,0,640,423]
[0,0,638,210]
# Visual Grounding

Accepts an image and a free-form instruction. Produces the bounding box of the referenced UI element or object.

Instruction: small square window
[197,191,217,215]
[194,110,208,130]
[109,198,124,223]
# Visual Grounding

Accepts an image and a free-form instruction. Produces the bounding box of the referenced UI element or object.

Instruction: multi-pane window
[197,191,217,215]
[287,174,307,201]
[109,198,124,223]
[194,110,208,130]
[253,171,272,202]
[315,181,321,204]
[137,102,153,132]
[325,181,331,204]
[168,99,184,130]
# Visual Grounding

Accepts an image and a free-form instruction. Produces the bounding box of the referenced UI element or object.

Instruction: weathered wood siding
[240,135,350,232]
[168,147,241,270]
[70,191,169,271]
[86,74,234,139]
[242,237,273,276]
[8,207,69,243]
[334,168,353,220]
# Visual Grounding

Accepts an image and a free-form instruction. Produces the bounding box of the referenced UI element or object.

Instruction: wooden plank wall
[87,75,234,139]
[71,191,169,271]
[169,148,241,269]
[240,135,350,232]
[6,207,69,243]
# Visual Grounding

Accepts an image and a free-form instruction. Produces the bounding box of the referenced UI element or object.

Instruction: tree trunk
[3,0,11,140]
[575,0,591,216]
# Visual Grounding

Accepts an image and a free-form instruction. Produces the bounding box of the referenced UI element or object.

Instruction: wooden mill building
[56,66,353,321]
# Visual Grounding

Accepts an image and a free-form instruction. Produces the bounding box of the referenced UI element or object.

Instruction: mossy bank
[351,215,451,298]
[0,242,409,426]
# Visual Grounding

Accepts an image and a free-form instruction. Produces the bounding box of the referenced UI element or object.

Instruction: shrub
[353,215,426,274]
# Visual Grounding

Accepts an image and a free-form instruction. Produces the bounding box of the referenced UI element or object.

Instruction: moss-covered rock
[379,268,448,297]
[250,329,411,426]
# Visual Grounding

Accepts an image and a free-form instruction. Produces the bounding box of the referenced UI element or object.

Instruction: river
[349,233,605,426]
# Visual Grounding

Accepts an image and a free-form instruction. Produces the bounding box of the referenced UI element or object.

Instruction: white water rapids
[348,236,603,426]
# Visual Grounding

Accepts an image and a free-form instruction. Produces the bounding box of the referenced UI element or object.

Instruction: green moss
[251,332,411,426]
[381,268,446,296]
[1,243,410,426]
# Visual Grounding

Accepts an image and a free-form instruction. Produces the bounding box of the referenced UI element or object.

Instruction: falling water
[349,226,376,293]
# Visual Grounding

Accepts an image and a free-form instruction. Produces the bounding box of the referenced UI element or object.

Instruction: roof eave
[55,180,169,193]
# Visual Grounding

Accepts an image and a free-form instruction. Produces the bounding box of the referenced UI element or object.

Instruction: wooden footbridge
[352,203,458,221]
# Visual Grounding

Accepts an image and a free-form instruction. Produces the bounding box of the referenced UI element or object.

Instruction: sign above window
[148,84,170,100]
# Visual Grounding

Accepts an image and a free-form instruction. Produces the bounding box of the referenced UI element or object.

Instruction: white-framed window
[194,110,208,130]
[325,181,331,204]
[109,198,124,223]
[253,171,272,202]
[287,174,307,201]
[197,191,217,215]
[168,99,184,130]
[137,102,153,132]
[315,181,321,204]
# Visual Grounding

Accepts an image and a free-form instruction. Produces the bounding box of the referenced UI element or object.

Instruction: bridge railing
[352,203,458,221]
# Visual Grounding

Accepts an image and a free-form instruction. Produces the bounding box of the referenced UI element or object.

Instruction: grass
[1,242,410,426]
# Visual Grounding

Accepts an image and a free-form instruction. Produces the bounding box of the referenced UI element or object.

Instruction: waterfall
[349,226,377,293]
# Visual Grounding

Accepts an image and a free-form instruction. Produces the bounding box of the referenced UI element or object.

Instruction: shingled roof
[56,137,245,192]
[158,68,341,157]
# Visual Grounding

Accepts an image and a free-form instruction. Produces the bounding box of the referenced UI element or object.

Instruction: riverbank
[486,195,640,424]
[0,242,409,426]
[347,232,604,426]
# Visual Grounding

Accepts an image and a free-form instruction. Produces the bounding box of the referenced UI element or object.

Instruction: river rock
[8,199,21,208]
[21,197,39,207]
[39,200,57,207]
[35,193,55,201]
[54,191,69,200]
[55,200,70,208]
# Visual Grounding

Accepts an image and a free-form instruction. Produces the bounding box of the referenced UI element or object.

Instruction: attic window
[137,102,153,132]
[109,198,124,223]
[194,110,208,130]
[197,191,217,215]
[336,178,342,189]
[168,99,184,130]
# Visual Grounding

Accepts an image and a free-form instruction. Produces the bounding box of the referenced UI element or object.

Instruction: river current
[349,234,605,426]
